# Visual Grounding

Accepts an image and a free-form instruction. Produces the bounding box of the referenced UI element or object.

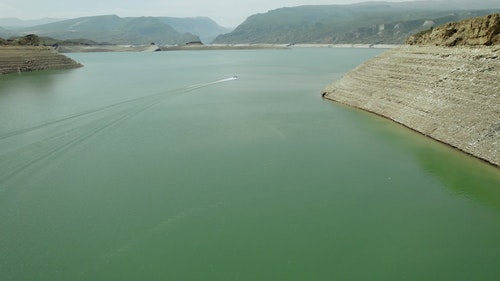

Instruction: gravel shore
[322,45,499,167]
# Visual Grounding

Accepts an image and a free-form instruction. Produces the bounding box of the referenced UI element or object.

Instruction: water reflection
[328,102,500,213]
[416,143,500,212]
[0,69,82,132]
[0,69,78,95]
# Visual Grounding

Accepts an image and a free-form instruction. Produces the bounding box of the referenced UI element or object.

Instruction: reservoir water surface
[1,48,499,280]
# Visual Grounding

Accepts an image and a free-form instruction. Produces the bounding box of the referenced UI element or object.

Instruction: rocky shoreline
[322,45,499,167]
[0,46,82,74]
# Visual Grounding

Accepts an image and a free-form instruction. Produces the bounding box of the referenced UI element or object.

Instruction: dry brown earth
[407,13,500,46]
[0,46,82,74]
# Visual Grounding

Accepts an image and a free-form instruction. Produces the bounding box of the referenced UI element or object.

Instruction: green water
[1,48,499,280]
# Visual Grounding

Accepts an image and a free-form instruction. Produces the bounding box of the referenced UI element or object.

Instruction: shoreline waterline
[322,45,500,167]
[56,43,400,53]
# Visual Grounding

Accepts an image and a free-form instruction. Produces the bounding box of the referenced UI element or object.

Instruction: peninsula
[0,35,82,74]
[322,14,500,167]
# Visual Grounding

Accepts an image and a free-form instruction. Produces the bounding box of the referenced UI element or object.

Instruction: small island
[0,34,83,74]
[322,14,500,167]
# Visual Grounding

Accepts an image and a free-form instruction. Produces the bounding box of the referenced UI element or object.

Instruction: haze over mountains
[0,15,219,45]
[1,1,499,45]
[158,17,232,43]
[214,1,500,44]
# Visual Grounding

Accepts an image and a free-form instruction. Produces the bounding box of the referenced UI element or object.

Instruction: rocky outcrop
[322,45,499,166]
[0,46,82,74]
[407,13,500,46]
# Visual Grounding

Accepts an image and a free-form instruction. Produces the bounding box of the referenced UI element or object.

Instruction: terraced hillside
[0,46,82,74]
[322,14,500,166]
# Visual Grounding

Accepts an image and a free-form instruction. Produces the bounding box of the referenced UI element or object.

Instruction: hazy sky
[0,0,418,27]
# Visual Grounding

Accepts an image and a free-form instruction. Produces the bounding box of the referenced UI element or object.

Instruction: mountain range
[0,15,230,45]
[0,17,64,27]
[214,1,500,44]
[158,17,232,44]
[1,1,500,45]
[2,15,198,45]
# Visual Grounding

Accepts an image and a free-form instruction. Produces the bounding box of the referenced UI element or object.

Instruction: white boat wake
[187,76,239,89]
[217,76,239,82]
[0,76,239,186]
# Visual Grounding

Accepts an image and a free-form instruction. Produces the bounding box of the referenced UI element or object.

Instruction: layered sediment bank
[0,46,82,74]
[322,45,499,166]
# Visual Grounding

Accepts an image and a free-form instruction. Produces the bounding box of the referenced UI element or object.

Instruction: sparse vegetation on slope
[407,13,500,46]
[0,34,83,74]
[213,2,500,44]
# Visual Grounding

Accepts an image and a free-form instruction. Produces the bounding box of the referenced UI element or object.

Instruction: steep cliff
[322,14,500,166]
[407,13,500,46]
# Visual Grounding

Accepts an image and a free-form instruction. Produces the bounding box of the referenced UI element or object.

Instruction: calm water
[1,48,499,280]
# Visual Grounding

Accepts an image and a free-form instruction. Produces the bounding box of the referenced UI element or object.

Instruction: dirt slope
[323,14,499,166]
